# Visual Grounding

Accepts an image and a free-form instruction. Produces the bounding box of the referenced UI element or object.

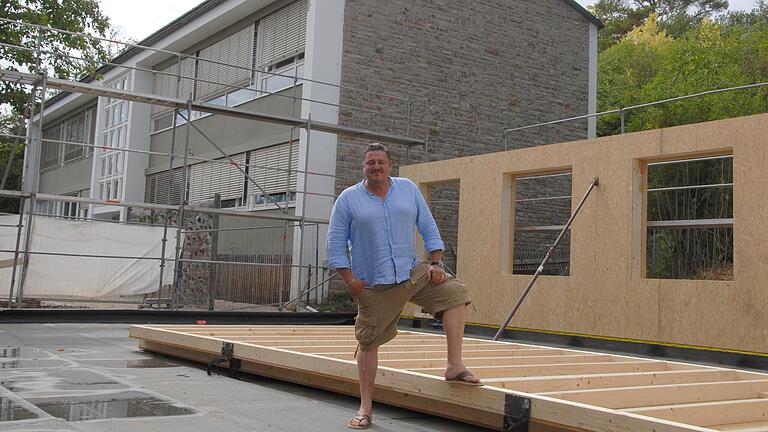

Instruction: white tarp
[0,215,178,299]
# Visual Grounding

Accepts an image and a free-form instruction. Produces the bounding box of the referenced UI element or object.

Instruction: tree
[0,113,26,212]
[589,0,729,51]
[0,0,111,114]
[596,7,768,136]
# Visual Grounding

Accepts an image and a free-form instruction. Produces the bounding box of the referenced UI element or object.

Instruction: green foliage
[0,113,26,212]
[590,0,729,51]
[597,5,768,136]
[0,0,111,114]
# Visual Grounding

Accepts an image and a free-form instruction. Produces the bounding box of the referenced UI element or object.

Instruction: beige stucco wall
[400,113,768,354]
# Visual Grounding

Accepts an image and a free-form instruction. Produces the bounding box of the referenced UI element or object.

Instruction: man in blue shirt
[327,143,480,430]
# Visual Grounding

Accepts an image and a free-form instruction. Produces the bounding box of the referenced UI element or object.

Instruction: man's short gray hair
[363,143,392,161]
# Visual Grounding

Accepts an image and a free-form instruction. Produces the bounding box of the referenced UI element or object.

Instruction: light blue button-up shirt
[326,177,444,286]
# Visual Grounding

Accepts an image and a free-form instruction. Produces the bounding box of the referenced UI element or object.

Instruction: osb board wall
[400,113,768,354]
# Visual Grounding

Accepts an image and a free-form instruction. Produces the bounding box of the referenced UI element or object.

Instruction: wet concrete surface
[0,323,492,431]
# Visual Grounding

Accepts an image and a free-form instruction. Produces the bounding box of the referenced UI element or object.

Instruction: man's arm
[326,196,369,296]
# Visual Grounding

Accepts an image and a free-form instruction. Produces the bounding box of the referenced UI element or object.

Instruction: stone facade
[335,0,593,271]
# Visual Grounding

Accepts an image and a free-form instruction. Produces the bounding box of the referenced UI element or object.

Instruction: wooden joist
[129,325,768,431]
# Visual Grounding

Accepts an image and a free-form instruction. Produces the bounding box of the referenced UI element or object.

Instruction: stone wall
[335,0,592,272]
[335,0,591,192]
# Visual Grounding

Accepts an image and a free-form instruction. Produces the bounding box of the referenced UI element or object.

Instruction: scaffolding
[0,17,426,311]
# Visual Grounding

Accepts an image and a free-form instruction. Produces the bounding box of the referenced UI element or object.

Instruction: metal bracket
[504,394,531,432]
[206,342,241,378]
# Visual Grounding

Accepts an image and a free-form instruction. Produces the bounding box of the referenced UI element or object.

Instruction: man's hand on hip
[346,278,370,297]
[427,264,447,285]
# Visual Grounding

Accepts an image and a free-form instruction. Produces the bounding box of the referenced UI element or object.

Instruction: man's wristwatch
[430,261,445,269]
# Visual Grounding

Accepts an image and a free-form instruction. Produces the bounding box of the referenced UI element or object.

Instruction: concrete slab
[0,324,490,431]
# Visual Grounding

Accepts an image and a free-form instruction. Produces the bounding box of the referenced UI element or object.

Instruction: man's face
[362,150,392,184]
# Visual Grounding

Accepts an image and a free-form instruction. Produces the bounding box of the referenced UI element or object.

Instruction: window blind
[256,0,308,67]
[197,25,255,100]
[144,167,186,204]
[249,141,299,195]
[188,153,247,203]
[152,57,196,114]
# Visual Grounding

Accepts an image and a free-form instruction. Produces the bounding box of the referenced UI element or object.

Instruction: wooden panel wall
[400,113,768,354]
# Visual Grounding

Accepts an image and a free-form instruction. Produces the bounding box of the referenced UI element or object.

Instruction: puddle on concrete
[77,358,181,369]
[0,397,38,422]
[0,359,70,369]
[28,392,195,421]
[0,347,50,359]
[0,369,125,394]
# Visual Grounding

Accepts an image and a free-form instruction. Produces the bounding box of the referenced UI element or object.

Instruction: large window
[247,141,299,209]
[646,155,733,280]
[144,167,186,205]
[150,0,308,133]
[512,172,572,276]
[98,75,130,200]
[40,105,96,171]
[146,142,298,210]
[35,189,89,219]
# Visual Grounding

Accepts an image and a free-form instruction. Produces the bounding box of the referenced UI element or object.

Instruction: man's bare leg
[350,346,378,427]
[441,304,481,383]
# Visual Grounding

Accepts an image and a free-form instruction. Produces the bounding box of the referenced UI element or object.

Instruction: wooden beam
[130,325,756,432]
[542,379,768,409]
[409,361,671,379]
[715,420,768,431]
[484,370,741,393]
[331,348,561,360]
[379,354,615,369]
[624,399,768,427]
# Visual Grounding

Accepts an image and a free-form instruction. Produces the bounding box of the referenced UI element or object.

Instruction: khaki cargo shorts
[354,262,471,351]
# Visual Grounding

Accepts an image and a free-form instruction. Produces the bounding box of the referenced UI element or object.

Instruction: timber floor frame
[129,325,768,432]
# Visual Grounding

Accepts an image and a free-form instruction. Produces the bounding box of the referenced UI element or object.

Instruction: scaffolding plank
[130,325,768,431]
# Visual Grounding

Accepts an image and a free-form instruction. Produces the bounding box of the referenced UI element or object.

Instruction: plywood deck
[129,325,768,431]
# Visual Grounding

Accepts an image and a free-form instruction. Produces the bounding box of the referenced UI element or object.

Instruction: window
[255,0,307,67]
[247,141,299,209]
[181,142,299,209]
[428,182,460,275]
[250,191,296,207]
[149,0,308,133]
[40,105,96,170]
[512,172,572,276]
[188,153,247,204]
[144,167,186,205]
[260,54,304,94]
[98,75,130,200]
[34,189,88,219]
[646,155,733,280]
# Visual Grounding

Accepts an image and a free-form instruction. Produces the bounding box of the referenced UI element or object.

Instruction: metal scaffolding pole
[295,114,312,310]
[0,70,424,147]
[171,99,193,309]
[158,57,184,295]
[18,71,48,304]
[7,198,26,306]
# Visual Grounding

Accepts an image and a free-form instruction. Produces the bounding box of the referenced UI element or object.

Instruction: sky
[102,0,763,42]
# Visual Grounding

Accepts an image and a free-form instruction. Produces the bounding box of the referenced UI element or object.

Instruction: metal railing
[502,81,768,150]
